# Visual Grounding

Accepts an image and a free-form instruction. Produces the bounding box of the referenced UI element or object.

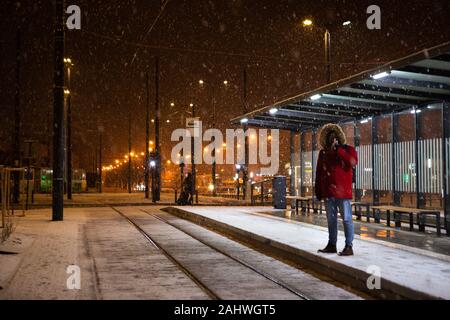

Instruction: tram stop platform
[164,206,450,300]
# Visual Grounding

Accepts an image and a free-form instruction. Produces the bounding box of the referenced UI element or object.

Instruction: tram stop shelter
[231,41,450,236]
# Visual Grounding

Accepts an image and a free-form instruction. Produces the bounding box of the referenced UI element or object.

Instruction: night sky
[1,0,450,175]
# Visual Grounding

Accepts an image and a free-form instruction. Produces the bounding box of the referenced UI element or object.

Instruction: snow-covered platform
[164,206,450,300]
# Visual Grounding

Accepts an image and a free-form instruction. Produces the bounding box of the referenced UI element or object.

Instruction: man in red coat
[315,124,358,256]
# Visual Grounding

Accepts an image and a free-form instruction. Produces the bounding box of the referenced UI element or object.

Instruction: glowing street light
[302,19,313,27]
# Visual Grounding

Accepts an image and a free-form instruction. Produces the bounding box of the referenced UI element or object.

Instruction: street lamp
[198,79,229,197]
[301,18,351,83]
[64,57,74,199]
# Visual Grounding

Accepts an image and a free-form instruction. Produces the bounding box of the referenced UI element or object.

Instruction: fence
[1,167,26,242]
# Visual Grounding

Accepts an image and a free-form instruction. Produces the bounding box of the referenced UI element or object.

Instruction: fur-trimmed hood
[318,123,346,149]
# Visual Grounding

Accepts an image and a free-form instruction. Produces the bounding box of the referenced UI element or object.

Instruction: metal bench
[351,202,372,222]
[286,196,313,215]
[371,205,442,236]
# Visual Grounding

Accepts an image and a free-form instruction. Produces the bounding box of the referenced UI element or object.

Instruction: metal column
[354,121,362,202]
[415,108,425,208]
[52,0,65,221]
[372,117,379,205]
[312,129,317,194]
[299,132,304,197]
[289,131,296,207]
[392,113,400,205]
[443,103,450,235]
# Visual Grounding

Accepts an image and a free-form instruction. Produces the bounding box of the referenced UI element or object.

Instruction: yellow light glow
[141,152,145,156]
[115,160,119,164]
[302,19,313,27]
[167,160,171,164]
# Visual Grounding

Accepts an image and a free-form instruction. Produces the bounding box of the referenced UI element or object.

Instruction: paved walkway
[168,206,450,299]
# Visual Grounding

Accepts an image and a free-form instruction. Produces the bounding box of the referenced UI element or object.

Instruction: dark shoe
[338,245,354,256]
[318,243,337,254]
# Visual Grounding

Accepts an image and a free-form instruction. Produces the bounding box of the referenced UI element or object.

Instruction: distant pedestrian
[315,124,358,256]
[177,172,194,205]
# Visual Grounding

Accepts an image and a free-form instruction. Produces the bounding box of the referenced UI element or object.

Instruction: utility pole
[242,67,249,200]
[12,28,21,204]
[52,0,65,221]
[98,128,103,193]
[154,56,161,202]
[65,58,73,199]
[191,103,196,200]
[211,86,217,197]
[145,72,150,199]
[128,111,132,193]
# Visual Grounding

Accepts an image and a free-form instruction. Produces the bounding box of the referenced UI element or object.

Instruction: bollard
[195,190,199,204]
[174,189,178,203]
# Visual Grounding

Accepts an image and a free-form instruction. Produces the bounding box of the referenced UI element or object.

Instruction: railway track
[111,206,311,300]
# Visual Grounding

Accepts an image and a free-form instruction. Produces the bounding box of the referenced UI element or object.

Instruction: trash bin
[272,176,286,209]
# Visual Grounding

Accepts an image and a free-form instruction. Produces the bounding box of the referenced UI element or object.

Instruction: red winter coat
[315,145,358,200]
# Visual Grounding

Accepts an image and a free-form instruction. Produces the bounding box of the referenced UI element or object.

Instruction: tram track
[111,206,311,300]
[111,207,220,300]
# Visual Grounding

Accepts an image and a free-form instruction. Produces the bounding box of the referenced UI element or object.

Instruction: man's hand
[332,138,339,150]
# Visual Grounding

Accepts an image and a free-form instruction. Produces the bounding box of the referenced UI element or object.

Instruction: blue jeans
[326,198,354,247]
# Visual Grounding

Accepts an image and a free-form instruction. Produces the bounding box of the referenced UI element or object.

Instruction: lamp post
[98,125,104,193]
[198,79,229,197]
[190,103,196,199]
[145,72,150,199]
[52,0,65,221]
[302,18,351,83]
[150,156,156,203]
[64,58,74,199]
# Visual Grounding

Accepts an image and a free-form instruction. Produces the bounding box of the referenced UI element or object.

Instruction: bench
[286,196,313,215]
[351,202,372,222]
[371,205,442,236]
